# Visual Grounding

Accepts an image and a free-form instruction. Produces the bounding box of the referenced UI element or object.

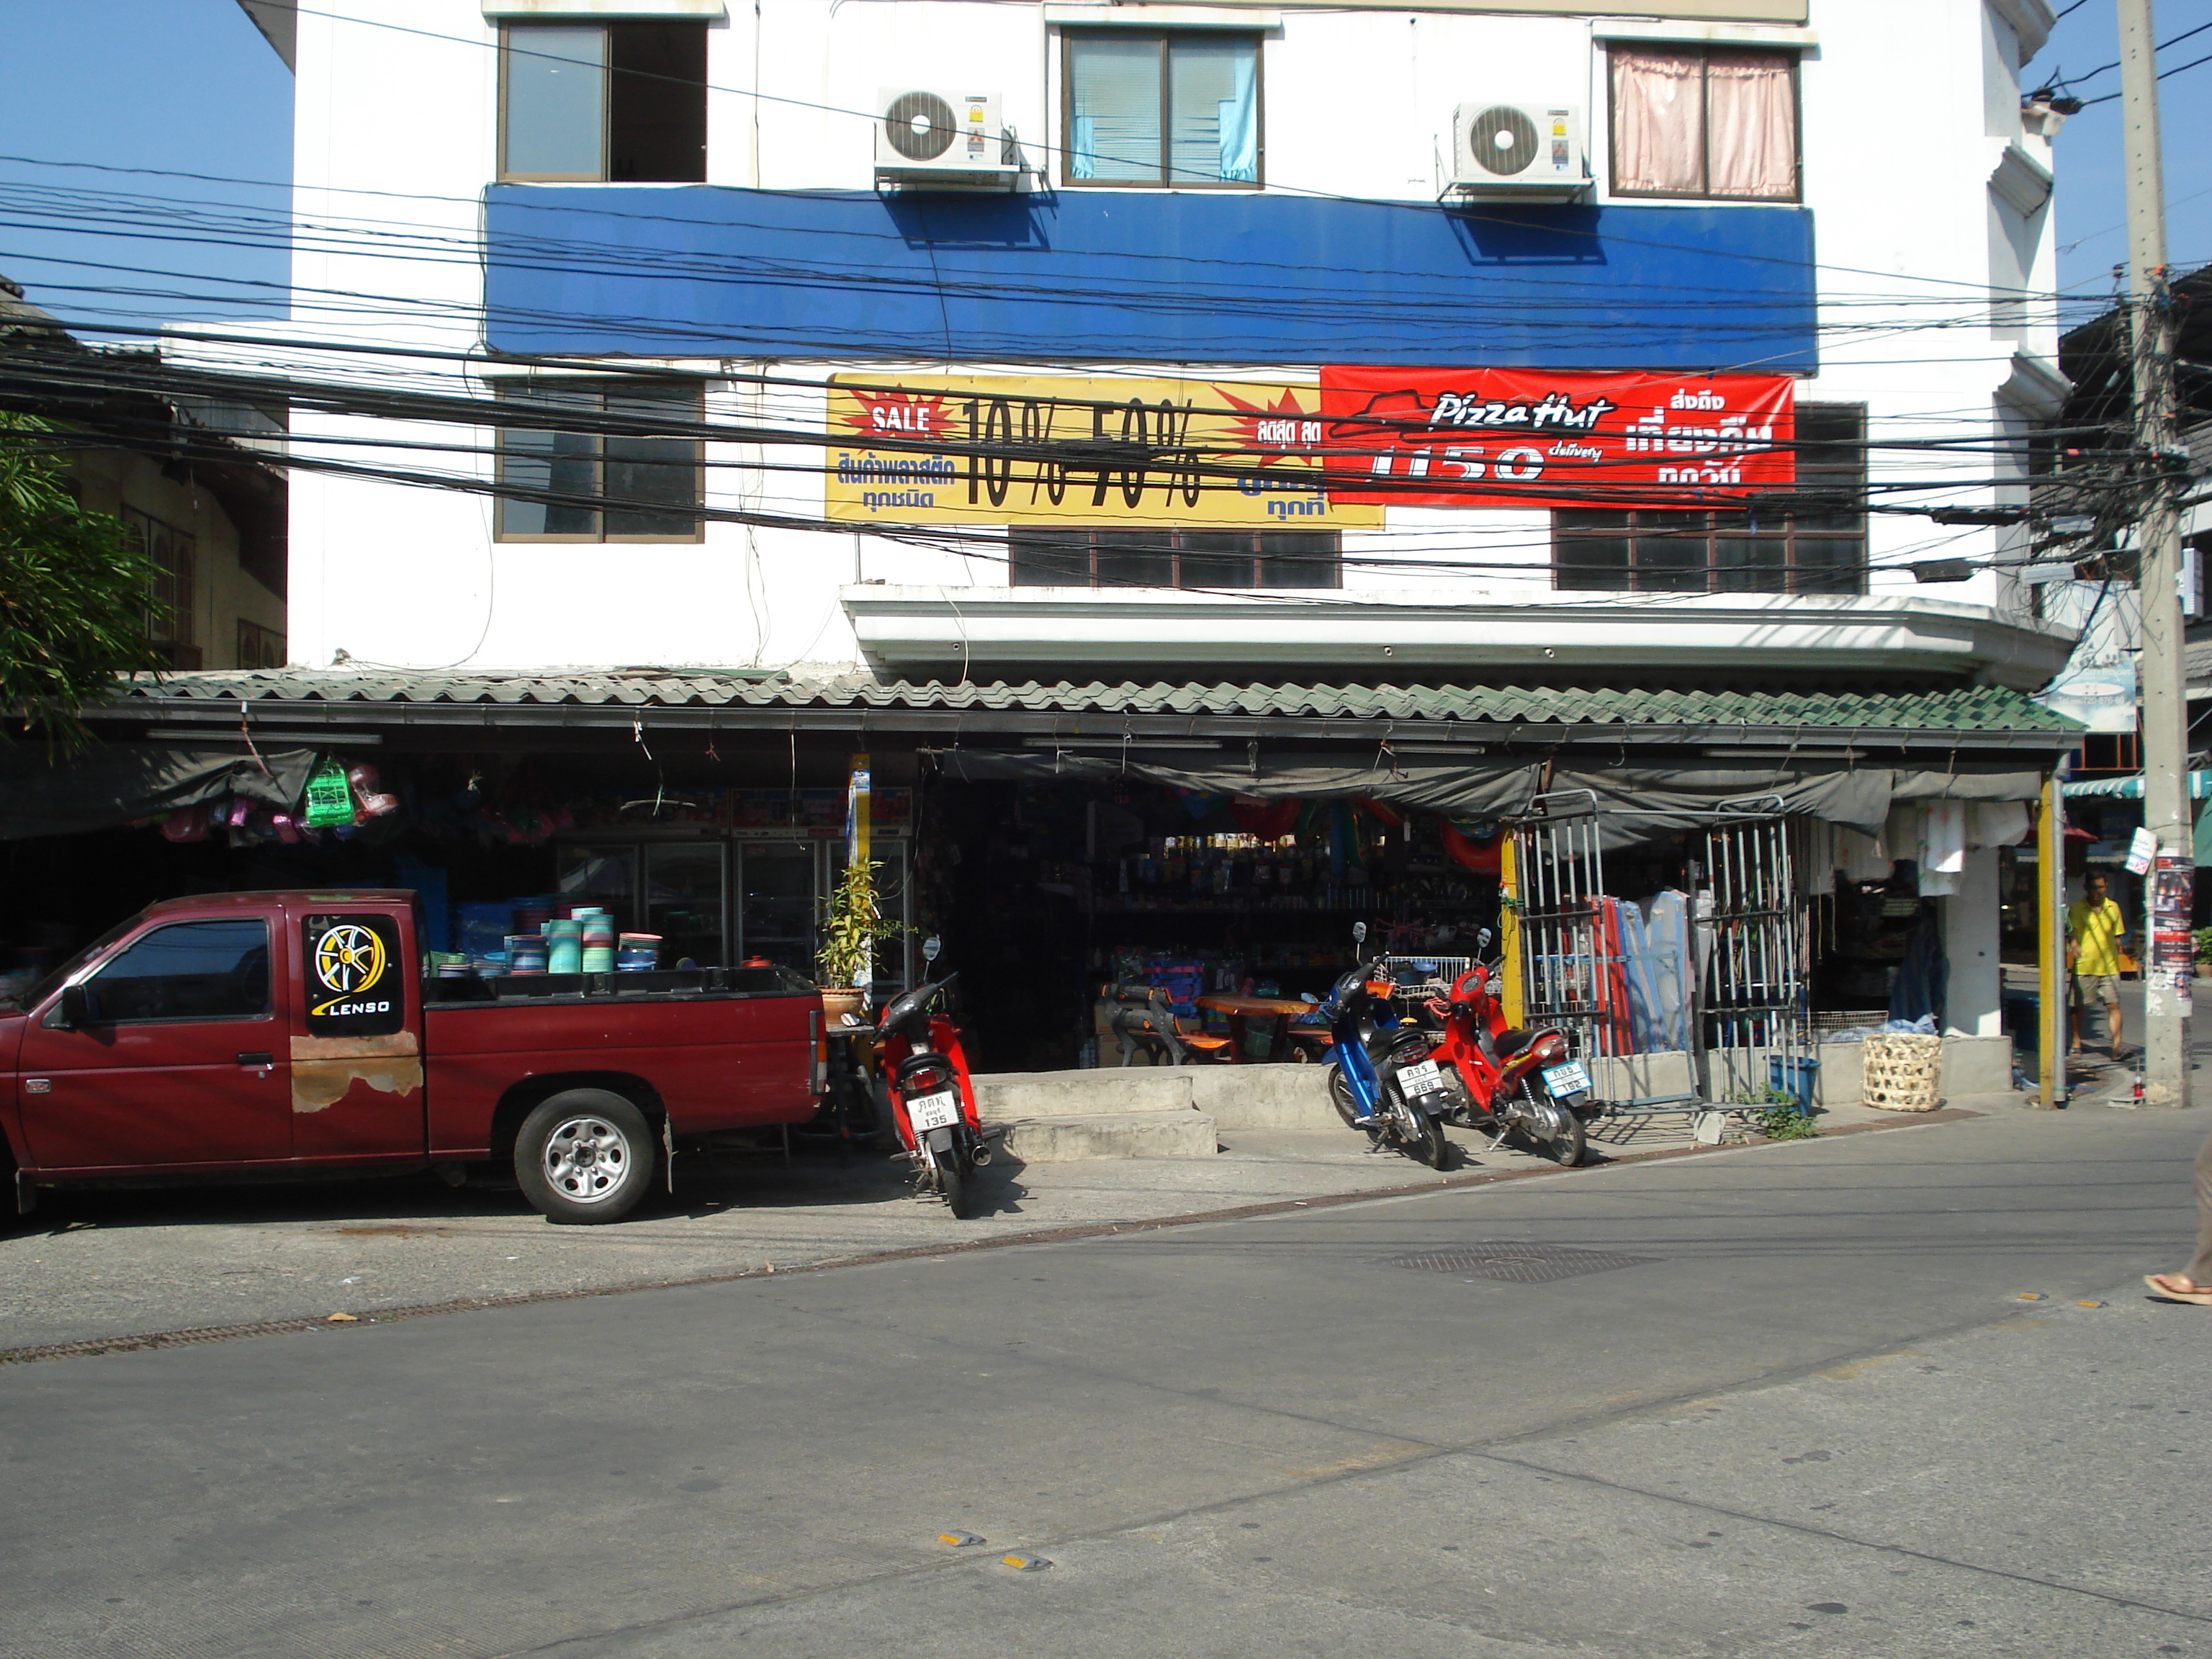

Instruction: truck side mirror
[58,983,91,1029]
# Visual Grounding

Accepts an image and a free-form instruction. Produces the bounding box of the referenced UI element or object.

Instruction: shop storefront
[10,671,2079,1089]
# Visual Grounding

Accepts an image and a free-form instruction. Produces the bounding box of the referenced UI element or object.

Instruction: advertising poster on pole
[1318,367,1796,509]
[2152,853,2195,1017]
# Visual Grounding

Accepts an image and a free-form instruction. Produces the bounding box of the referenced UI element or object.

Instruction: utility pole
[2119,0,2192,1107]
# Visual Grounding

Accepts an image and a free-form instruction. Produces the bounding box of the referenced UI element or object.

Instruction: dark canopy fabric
[932,749,1542,819]
[0,745,319,840]
[932,748,2044,848]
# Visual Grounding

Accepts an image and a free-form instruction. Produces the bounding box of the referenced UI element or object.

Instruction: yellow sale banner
[825,373,1382,527]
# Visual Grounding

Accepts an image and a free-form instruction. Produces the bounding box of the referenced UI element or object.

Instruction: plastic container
[1767,1054,1821,1115]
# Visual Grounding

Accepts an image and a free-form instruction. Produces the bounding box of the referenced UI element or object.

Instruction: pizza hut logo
[1426,390,1619,433]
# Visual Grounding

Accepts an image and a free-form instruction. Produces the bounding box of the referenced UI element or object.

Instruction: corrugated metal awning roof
[99,669,2080,743]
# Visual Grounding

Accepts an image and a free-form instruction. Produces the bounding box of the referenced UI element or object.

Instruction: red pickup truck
[0,891,827,1223]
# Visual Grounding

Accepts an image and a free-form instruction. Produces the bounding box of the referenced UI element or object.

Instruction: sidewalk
[0,1105,1964,1359]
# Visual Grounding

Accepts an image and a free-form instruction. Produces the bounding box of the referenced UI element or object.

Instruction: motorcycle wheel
[1512,1083,1586,1167]
[939,1151,976,1218]
[1392,1089,1452,1171]
[1328,1066,1370,1132]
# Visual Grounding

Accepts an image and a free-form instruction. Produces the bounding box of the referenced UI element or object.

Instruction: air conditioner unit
[1450,102,1587,200]
[874,89,1020,189]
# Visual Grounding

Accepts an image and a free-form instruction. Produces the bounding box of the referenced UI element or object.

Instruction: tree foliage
[0,411,166,750]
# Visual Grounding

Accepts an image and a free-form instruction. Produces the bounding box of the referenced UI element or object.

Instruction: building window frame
[1060,30,1264,191]
[497,20,709,184]
[1606,42,1802,204]
[493,378,707,544]
[1552,403,1865,596]
[1010,527,1339,590]
[123,505,202,667]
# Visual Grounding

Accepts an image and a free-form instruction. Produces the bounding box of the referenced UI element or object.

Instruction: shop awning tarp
[2061,770,2212,801]
[0,744,319,840]
[936,751,2045,846]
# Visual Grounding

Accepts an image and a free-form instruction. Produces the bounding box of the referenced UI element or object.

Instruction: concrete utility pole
[2119,0,2192,1106]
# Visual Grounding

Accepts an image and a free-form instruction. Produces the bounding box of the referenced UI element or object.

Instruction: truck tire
[515,1091,655,1224]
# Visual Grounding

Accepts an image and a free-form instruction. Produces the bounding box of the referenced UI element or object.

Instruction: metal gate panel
[1512,791,1623,1060]
[1696,811,1806,1104]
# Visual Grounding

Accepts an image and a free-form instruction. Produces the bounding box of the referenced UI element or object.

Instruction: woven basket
[1861,1033,1943,1112]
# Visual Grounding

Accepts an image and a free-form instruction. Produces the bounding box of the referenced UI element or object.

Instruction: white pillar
[1943,846,2004,1037]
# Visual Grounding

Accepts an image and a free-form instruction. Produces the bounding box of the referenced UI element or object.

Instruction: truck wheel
[516,1091,655,1224]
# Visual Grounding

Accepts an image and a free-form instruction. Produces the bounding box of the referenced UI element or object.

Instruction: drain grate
[1386,1241,1656,1283]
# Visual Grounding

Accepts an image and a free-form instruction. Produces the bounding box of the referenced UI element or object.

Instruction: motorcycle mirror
[1478,927,1494,948]
[1352,921,1367,946]
[1300,992,1320,1004]
[922,934,942,965]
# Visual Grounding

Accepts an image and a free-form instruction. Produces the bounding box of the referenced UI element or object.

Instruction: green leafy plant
[2195,925,2212,968]
[1755,1104,1820,1140]
[0,412,166,750]
[817,858,910,988]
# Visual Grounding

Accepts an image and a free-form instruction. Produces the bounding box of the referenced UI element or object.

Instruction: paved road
[2,1106,2207,1658]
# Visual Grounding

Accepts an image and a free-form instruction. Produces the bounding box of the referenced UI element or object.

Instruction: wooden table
[1195,994,1324,1063]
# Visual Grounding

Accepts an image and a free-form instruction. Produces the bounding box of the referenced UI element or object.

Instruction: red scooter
[876,945,987,1217]
[1422,930,1593,1166]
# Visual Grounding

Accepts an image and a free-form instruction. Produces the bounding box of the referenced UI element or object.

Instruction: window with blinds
[1010,529,1337,589]
[1064,32,1261,188]
[1553,405,1864,595]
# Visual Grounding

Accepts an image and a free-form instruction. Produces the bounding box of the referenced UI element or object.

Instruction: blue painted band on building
[485,185,1817,372]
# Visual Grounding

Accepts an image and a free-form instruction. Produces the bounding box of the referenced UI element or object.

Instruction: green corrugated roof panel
[108,670,2078,734]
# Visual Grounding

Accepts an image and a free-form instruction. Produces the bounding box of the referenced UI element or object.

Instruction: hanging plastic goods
[302,760,356,828]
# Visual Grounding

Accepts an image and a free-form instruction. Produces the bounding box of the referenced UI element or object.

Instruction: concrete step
[974,1063,1342,1129]
[992,1110,1218,1163]
[972,1068,1197,1120]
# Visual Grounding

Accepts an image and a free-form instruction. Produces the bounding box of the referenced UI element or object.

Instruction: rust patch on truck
[289,1031,423,1114]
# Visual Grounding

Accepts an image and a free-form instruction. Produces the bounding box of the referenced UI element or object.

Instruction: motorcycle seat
[1494,1027,1534,1058]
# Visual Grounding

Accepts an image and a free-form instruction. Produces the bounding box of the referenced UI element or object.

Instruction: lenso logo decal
[311,922,391,1018]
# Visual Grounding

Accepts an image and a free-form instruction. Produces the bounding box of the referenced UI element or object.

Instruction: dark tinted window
[1010,527,1339,588]
[81,920,271,1024]
[501,22,707,183]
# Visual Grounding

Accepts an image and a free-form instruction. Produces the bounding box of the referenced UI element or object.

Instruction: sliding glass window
[1064,31,1260,188]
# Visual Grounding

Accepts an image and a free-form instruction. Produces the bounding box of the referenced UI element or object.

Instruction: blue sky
[0,1,2205,336]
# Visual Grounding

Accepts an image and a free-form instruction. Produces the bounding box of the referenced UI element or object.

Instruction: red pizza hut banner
[1318,367,1796,509]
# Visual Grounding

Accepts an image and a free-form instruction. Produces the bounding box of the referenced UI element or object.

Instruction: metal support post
[2037,773,2066,1108]
[2120,0,2192,1106]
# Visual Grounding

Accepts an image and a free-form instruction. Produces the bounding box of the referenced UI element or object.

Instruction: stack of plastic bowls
[617,932,661,971]
[513,902,554,936]
[545,917,584,976]
[506,933,548,975]
[579,910,616,974]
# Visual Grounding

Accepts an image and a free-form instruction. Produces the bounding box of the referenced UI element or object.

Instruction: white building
[115,0,2084,1077]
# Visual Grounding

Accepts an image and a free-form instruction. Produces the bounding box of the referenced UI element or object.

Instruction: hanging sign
[825,373,1381,527]
[1318,367,1796,509]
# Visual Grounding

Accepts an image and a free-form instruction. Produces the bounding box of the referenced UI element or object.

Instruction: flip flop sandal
[2144,1274,2212,1305]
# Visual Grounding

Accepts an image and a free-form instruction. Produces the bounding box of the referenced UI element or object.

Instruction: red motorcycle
[1419,930,1592,1166]
[877,963,988,1218]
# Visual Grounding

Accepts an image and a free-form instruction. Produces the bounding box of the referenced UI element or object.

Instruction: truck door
[16,915,292,1169]
[288,907,426,1164]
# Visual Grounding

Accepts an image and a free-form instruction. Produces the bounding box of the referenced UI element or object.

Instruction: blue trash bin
[1768,1054,1820,1115]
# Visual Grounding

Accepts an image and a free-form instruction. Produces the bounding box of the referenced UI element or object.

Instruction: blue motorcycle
[1316,923,1454,1170]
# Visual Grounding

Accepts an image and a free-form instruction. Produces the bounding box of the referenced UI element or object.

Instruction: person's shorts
[2072,972,2122,1007]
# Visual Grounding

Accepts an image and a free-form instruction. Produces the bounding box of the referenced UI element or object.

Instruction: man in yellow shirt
[2067,872,2131,1059]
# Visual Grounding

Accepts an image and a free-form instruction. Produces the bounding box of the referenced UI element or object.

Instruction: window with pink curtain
[1610,45,1797,201]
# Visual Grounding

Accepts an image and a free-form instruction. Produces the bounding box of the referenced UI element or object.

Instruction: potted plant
[817,858,909,1023]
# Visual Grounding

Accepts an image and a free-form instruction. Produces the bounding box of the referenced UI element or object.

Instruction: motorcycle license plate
[905,1089,961,1132]
[1396,1059,1446,1100]
[1541,1061,1591,1099]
